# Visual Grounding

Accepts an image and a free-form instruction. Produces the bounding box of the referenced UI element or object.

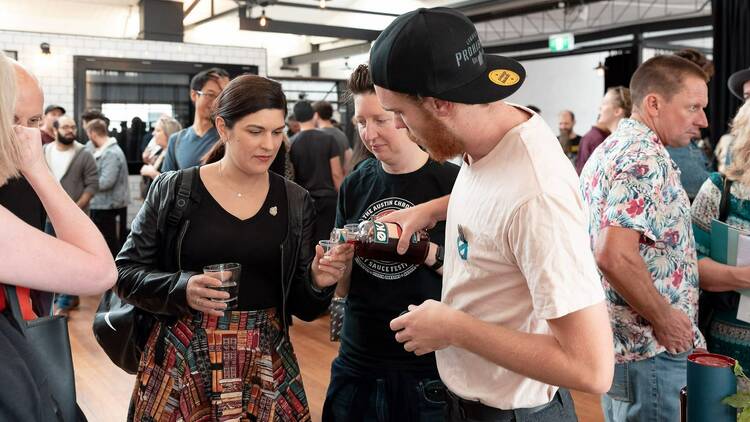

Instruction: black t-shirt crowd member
[336,158,459,369]
[289,129,340,198]
[0,178,45,229]
[290,129,342,242]
[0,178,49,316]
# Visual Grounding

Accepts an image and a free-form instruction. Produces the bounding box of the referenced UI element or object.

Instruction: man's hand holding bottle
[377,195,450,254]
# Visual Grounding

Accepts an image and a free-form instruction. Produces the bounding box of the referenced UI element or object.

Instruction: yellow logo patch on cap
[488,69,520,87]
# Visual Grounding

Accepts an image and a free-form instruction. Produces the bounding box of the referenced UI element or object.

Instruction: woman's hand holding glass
[311,241,355,289]
[186,274,230,317]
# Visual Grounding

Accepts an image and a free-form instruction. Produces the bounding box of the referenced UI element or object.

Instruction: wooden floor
[69,295,605,421]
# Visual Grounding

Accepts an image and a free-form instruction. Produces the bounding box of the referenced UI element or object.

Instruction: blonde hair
[607,86,633,118]
[726,101,750,185]
[155,116,182,139]
[0,52,23,186]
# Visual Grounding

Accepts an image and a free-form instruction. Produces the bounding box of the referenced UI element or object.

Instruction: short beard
[405,109,465,163]
[57,133,76,145]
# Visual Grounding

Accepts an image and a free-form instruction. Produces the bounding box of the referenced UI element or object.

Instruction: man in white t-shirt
[44,115,98,213]
[372,8,614,420]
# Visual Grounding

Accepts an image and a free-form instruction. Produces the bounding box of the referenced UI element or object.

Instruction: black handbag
[92,290,153,374]
[92,168,194,374]
[3,285,78,422]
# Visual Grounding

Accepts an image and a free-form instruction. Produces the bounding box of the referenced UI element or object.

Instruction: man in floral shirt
[580,55,709,422]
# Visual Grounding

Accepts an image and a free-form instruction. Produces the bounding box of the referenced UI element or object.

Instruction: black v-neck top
[180,171,288,310]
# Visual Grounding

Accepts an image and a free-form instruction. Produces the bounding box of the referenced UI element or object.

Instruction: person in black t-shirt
[322,64,459,422]
[289,100,345,242]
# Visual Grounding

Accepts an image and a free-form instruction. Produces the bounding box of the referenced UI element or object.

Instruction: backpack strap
[166,167,197,227]
[155,166,198,367]
[719,175,734,223]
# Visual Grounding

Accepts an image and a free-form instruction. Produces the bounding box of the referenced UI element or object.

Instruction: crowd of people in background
[3,5,750,422]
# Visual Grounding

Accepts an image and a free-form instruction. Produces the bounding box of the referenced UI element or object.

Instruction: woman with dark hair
[116,74,352,421]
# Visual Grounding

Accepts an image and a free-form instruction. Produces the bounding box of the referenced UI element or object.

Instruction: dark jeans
[90,207,127,257]
[322,356,446,422]
[312,195,337,243]
[445,389,577,422]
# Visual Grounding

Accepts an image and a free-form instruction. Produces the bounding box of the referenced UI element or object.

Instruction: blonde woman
[140,116,182,196]
[692,101,750,369]
[0,53,116,419]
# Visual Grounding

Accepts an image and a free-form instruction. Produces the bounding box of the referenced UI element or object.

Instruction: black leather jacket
[115,168,333,331]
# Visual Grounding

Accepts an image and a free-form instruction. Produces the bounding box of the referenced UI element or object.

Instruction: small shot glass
[318,239,337,256]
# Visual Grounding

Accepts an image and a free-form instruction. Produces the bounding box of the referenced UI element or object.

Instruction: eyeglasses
[195,90,219,100]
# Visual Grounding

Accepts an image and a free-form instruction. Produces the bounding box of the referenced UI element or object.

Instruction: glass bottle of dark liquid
[331,220,429,264]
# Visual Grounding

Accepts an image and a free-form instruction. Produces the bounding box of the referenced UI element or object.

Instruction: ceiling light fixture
[319,0,326,8]
[259,9,268,27]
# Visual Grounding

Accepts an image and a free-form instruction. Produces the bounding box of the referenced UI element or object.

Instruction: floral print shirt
[580,118,705,363]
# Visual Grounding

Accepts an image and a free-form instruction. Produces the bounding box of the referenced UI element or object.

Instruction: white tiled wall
[0,30,267,116]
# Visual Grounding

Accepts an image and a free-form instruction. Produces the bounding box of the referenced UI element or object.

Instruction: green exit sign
[549,33,575,52]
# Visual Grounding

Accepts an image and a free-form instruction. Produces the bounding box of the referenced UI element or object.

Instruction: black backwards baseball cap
[370,7,525,104]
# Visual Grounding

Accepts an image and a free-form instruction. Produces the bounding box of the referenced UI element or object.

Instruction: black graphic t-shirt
[337,158,459,369]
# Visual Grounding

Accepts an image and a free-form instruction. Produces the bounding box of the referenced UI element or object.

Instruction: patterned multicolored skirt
[128,308,311,422]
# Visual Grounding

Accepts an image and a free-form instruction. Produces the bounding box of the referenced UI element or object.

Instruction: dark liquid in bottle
[356,236,429,264]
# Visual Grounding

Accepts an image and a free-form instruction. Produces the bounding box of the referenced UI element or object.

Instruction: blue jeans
[323,356,446,422]
[601,351,689,422]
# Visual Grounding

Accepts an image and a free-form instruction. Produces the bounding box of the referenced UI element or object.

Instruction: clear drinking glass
[203,262,241,311]
[318,240,337,256]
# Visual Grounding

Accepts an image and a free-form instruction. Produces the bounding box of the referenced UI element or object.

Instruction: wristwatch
[430,244,444,271]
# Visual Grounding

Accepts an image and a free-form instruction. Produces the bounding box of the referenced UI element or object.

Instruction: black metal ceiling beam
[274,1,399,17]
[239,8,381,40]
[484,15,712,54]
[645,29,712,44]
[184,0,201,18]
[641,41,711,55]
[508,41,633,62]
[456,0,607,24]
[283,42,371,66]
[184,6,237,31]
